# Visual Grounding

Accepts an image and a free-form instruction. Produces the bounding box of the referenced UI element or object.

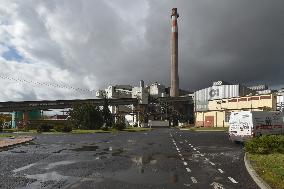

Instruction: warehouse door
[205,116,214,127]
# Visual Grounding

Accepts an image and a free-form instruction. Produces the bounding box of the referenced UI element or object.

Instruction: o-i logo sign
[209,89,219,97]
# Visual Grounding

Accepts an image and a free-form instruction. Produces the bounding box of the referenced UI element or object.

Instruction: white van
[228,111,284,142]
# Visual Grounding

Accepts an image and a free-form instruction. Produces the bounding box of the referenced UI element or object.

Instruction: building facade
[195,93,277,127]
[194,81,253,111]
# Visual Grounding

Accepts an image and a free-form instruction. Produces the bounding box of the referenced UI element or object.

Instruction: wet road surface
[0,129,259,189]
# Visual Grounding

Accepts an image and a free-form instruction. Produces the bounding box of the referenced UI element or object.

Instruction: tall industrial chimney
[170,8,179,97]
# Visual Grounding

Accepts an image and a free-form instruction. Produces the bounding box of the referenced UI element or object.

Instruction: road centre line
[218,168,224,173]
[209,162,215,166]
[191,177,197,183]
[183,162,188,166]
[228,177,238,184]
[186,167,191,172]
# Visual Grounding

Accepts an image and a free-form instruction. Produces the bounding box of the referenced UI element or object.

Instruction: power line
[0,74,96,95]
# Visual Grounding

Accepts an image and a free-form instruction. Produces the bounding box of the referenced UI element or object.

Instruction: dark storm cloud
[0,0,283,101]
[140,0,284,90]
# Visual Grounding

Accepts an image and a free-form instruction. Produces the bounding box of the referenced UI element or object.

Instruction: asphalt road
[0,129,259,189]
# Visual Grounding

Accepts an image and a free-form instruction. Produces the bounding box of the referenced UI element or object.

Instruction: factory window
[260,96,271,100]
[225,112,230,122]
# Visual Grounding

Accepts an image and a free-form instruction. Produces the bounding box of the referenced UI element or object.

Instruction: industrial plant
[0,8,284,129]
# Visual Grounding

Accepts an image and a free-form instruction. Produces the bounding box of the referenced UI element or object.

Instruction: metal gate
[205,116,214,127]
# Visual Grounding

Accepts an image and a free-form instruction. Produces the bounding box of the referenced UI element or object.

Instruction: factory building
[195,93,277,127]
[277,88,284,112]
[194,81,253,111]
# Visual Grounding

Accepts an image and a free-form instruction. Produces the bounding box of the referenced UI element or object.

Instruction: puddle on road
[18,171,80,189]
[13,163,37,173]
[45,160,76,170]
[71,145,99,152]
[109,154,178,185]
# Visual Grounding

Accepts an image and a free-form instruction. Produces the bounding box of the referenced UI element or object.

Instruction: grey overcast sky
[0,0,283,101]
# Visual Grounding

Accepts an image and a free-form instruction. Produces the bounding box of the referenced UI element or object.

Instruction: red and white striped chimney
[170,8,179,97]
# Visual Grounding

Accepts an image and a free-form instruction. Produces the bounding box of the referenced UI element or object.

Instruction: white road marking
[193,148,196,151]
[186,168,191,173]
[180,141,183,144]
[218,168,224,173]
[181,157,184,161]
[228,177,238,184]
[196,151,200,153]
[209,162,215,166]
[200,154,204,157]
[183,162,188,166]
[183,183,191,187]
[210,182,225,189]
[178,153,182,157]
[191,177,197,183]
[185,140,188,142]
[205,158,209,161]
[188,143,191,145]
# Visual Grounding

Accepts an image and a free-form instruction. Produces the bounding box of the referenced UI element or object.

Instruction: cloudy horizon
[0,0,283,101]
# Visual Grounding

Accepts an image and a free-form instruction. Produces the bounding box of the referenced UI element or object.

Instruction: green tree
[102,96,114,129]
[68,104,104,129]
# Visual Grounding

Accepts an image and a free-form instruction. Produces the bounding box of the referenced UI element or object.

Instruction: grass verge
[248,153,284,189]
[184,127,228,132]
[0,133,16,138]
[123,127,152,132]
[71,129,112,134]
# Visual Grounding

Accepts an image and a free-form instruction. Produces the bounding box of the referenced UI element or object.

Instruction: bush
[54,125,72,132]
[113,122,126,131]
[37,124,53,133]
[245,135,284,154]
[68,104,104,130]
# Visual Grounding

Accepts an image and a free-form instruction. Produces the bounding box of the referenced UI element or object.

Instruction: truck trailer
[228,111,284,142]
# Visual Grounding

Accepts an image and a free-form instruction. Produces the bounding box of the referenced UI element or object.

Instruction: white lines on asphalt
[183,162,188,166]
[193,148,196,151]
[186,168,191,173]
[218,168,224,174]
[200,154,204,157]
[209,161,215,166]
[196,151,200,153]
[188,143,191,145]
[185,140,188,142]
[181,157,185,161]
[205,158,209,161]
[178,153,182,157]
[191,177,197,183]
[228,177,238,184]
[183,183,191,187]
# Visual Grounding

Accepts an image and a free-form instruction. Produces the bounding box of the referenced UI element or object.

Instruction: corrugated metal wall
[195,84,252,111]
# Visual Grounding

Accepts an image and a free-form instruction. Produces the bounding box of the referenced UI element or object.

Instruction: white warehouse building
[194,81,253,111]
